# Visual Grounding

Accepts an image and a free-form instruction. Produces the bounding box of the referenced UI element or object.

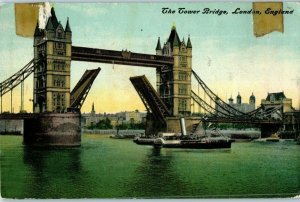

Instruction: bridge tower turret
[33,8,72,113]
[156,25,192,116]
[237,92,242,105]
[228,96,234,105]
[249,92,256,110]
[155,37,162,55]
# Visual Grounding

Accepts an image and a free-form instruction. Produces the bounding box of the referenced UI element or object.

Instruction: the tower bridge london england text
[0,2,299,199]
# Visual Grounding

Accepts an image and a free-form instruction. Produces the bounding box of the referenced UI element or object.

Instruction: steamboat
[133,118,233,149]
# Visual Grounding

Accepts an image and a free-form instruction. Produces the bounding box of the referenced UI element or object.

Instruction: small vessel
[110,134,136,139]
[153,135,232,149]
[266,133,280,142]
[134,118,233,149]
[153,133,181,148]
[133,136,156,145]
[133,133,182,145]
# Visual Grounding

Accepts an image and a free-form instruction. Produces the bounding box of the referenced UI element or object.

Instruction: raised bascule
[0,8,299,146]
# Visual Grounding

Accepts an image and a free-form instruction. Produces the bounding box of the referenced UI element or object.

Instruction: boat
[110,134,136,139]
[266,133,280,142]
[134,118,233,149]
[133,132,182,145]
[153,135,233,149]
[133,136,156,145]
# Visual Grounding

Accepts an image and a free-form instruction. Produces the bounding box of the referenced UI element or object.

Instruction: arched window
[57,29,63,39]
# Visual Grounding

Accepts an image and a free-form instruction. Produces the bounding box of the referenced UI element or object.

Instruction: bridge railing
[191,69,284,124]
[0,59,37,96]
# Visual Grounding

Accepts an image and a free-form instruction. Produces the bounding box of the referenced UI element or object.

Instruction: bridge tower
[249,92,256,109]
[33,8,72,113]
[237,92,242,105]
[156,25,192,116]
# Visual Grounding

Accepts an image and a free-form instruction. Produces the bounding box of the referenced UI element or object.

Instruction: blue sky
[0,2,299,113]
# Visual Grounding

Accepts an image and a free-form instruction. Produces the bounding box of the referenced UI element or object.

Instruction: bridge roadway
[71,46,174,67]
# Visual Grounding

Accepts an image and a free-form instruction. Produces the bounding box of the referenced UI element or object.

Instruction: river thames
[1,134,299,198]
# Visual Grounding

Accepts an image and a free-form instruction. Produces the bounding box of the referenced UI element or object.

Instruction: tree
[89,118,113,129]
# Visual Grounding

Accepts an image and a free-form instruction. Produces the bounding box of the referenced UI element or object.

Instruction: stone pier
[23,112,81,146]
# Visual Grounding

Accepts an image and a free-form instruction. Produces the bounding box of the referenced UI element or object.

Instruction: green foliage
[87,118,145,130]
[116,122,145,130]
[88,118,113,129]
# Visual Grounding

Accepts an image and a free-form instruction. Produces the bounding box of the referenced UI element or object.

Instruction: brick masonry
[23,112,81,146]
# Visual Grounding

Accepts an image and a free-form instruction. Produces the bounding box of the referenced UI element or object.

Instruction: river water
[1,134,299,198]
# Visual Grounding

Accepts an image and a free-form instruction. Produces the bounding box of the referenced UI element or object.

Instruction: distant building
[216,92,256,115]
[0,120,24,135]
[81,103,146,128]
[81,103,102,127]
[125,110,146,123]
[261,92,293,113]
[260,92,299,138]
[230,92,256,113]
[283,111,300,132]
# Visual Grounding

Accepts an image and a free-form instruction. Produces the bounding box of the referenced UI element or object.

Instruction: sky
[0,2,299,113]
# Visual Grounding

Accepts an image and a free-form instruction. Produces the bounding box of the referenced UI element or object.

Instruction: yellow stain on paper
[253,2,284,37]
[15,3,42,37]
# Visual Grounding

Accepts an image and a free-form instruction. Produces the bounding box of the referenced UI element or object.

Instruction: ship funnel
[180,117,187,136]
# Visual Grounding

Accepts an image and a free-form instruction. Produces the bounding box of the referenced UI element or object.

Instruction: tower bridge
[0,7,298,146]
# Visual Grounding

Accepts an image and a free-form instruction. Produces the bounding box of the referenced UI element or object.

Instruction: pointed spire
[172,22,176,30]
[92,102,95,113]
[57,21,64,31]
[45,17,54,31]
[50,7,59,28]
[173,32,179,47]
[65,17,72,33]
[187,35,192,48]
[34,21,41,36]
[182,37,186,46]
[237,92,241,104]
[167,23,180,50]
[156,37,161,50]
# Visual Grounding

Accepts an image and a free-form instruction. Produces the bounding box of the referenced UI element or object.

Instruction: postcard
[0,2,299,199]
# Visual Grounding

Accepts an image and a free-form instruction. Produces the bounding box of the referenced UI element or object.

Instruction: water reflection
[22,146,84,198]
[126,147,190,198]
[1,137,297,198]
